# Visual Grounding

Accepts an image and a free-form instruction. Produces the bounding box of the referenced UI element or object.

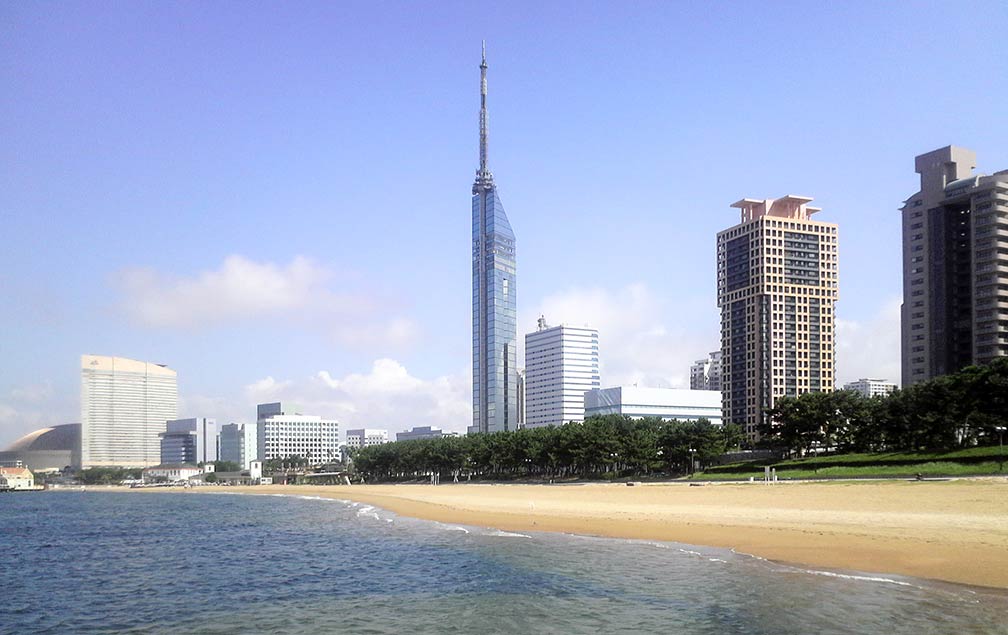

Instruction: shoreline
[130,479,1008,590]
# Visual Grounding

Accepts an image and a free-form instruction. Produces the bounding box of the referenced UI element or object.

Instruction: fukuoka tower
[469,43,517,435]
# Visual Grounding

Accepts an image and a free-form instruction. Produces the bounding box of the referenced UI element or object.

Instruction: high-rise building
[717,196,839,441]
[900,146,1008,386]
[469,43,518,435]
[255,403,340,466]
[690,350,722,391]
[345,428,389,450]
[525,316,600,428]
[515,369,526,428]
[220,422,259,469]
[159,417,219,465]
[842,378,897,399]
[80,355,178,468]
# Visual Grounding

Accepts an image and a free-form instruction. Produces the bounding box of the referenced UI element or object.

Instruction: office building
[80,355,178,468]
[900,146,1008,386]
[219,422,258,469]
[842,378,897,398]
[690,351,722,391]
[345,428,389,450]
[525,316,600,428]
[584,387,722,425]
[469,44,518,435]
[717,196,839,441]
[396,426,454,442]
[256,403,339,466]
[159,418,219,465]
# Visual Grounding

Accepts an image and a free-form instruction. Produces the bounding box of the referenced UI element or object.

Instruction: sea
[2,491,1006,635]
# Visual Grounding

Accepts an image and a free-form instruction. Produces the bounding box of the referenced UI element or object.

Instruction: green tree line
[353,415,743,482]
[762,358,1008,454]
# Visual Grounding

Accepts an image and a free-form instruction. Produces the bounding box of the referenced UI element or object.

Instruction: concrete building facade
[717,196,839,441]
[256,404,340,466]
[842,378,897,398]
[690,351,722,391]
[900,146,1008,386]
[345,428,389,450]
[524,317,600,428]
[584,387,722,425]
[80,355,178,468]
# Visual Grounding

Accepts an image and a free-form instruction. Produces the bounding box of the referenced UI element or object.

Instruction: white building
[0,466,35,490]
[159,418,219,465]
[345,428,389,450]
[81,355,178,468]
[219,422,259,469]
[843,378,897,398]
[584,386,723,425]
[256,402,340,466]
[690,351,722,391]
[525,317,600,428]
[142,464,202,483]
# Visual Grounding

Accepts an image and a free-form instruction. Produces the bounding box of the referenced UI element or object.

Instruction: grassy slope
[694,445,1007,480]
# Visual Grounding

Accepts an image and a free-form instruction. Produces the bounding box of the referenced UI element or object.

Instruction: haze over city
[3,1,1007,446]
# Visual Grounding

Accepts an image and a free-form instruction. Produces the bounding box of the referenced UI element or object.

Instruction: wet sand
[200,479,1007,589]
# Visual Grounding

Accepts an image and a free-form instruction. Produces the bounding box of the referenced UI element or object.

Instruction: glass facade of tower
[470,187,517,434]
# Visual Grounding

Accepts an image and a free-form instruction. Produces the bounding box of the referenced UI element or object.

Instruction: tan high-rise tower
[716,196,839,441]
[900,146,1008,386]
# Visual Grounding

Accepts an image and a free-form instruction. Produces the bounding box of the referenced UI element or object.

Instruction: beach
[213,479,1008,589]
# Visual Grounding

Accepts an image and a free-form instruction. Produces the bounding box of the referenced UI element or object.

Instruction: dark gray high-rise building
[900,146,1008,386]
[469,44,517,435]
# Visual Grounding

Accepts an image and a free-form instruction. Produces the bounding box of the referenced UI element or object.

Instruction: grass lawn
[693,445,1007,480]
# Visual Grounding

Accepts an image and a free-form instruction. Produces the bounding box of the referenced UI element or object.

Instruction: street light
[688,447,696,476]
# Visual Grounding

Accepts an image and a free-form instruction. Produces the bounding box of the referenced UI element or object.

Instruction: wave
[488,530,530,538]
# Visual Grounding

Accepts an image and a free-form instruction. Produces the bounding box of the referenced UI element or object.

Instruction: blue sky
[2,1,1007,445]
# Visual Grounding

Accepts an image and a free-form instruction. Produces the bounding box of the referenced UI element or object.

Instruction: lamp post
[995,426,1006,473]
[688,447,696,476]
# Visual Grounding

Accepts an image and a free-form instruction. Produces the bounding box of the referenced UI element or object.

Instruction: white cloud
[835,296,902,387]
[115,255,418,349]
[526,283,720,389]
[243,359,470,436]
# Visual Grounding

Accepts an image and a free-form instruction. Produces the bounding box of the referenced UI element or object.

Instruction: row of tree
[762,358,1008,454]
[352,416,743,482]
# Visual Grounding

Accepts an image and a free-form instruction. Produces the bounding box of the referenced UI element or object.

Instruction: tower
[716,196,839,441]
[469,43,518,434]
[900,146,1008,386]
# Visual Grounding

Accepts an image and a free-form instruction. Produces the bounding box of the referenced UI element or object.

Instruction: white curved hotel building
[80,355,177,468]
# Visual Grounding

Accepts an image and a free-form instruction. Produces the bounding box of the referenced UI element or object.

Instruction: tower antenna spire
[475,40,493,189]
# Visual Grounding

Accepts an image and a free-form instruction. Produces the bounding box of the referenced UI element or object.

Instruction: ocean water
[1,491,1006,634]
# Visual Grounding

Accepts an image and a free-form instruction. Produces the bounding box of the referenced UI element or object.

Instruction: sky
[2,1,1007,446]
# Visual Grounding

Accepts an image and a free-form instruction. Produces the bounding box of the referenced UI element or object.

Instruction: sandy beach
[196,479,1008,589]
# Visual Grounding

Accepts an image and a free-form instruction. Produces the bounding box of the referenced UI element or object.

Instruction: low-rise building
[584,386,723,425]
[396,426,451,442]
[345,428,389,450]
[0,466,36,490]
[842,378,898,398]
[141,464,202,483]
